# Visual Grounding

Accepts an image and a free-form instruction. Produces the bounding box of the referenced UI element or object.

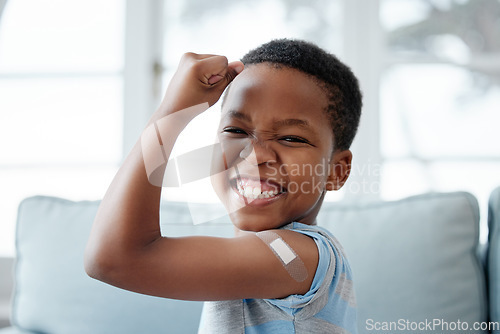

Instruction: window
[379,0,500,240]
[0,0,124,256]
[1,0,497,254]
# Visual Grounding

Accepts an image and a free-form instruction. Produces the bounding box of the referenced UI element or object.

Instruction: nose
[239,139,276,165]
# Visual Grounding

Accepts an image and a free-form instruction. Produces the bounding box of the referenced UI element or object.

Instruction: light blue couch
[1,187,499,333]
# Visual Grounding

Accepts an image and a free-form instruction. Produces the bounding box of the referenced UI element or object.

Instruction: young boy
[85,39,362,333]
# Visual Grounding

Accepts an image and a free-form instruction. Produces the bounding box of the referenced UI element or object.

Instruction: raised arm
[84,53,318,301]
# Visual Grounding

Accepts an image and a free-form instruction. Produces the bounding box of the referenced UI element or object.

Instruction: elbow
[84,241,141,289]
[84,244,119,283]
[84,245,146,294]
[84,254,104,281]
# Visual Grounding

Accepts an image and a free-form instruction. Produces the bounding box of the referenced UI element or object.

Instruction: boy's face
[211,64,351,232]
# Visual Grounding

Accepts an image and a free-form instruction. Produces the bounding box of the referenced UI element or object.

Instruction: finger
[201,58,243,87]
[193,53,220,60]
[181,52,218,62]
[224,61,244,84]
[208,74,224,85]
[196,55,229,84]
[207,60,244,86]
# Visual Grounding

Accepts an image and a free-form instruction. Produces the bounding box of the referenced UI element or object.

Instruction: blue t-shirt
[198,222,358,334]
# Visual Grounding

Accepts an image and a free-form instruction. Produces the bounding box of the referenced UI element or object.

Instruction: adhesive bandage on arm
[256,231,308,282]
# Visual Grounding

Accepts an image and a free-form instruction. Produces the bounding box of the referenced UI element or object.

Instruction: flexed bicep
[103,231,318,301]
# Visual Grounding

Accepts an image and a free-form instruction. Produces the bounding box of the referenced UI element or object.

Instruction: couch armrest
[0,257,14,329]
[0,328,34,334]
[488,186,500,331]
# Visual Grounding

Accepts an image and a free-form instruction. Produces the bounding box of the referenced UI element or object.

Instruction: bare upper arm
[94,229,319,301]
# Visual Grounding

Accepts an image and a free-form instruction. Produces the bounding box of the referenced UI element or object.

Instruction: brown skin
[84,53,352,301]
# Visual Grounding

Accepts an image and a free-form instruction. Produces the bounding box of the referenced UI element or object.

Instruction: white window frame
[123,0,164,158]
[343,0,383,200]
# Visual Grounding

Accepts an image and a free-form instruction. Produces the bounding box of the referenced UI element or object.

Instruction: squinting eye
[280,136,310,144]
[222,127,248,135]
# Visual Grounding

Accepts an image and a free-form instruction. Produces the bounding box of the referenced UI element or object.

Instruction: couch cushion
[12,196,232,334]
[488,186,500,332]
[318,191,487,334]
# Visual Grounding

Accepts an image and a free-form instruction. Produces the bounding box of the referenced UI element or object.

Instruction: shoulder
[254,227,319,291]
[264,226,320,266]
[278,223,353,288]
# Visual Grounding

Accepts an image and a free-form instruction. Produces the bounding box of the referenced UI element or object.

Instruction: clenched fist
[157,53,244,116]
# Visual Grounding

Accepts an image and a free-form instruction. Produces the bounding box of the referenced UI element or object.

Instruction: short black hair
[240,38,362,151]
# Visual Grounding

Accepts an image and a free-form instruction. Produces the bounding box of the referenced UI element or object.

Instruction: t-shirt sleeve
[264,229,334,315]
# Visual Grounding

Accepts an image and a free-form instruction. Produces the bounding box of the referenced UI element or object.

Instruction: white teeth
[237,184,280,199]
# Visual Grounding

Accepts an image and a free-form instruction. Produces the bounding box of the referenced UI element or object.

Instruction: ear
[326,150,352,191]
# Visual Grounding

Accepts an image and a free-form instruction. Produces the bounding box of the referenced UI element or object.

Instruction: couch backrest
[10,191,489,334]
[319,191,488,333]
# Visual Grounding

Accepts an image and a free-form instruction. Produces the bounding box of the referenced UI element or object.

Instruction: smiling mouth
[231,176,287,200]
